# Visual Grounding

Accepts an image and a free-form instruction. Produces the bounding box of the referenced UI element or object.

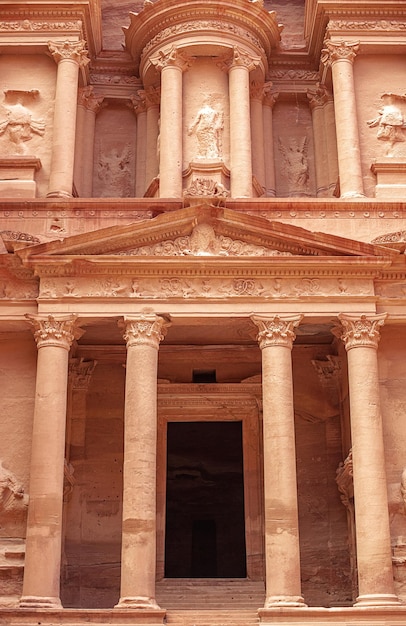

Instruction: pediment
[17,205,397,261]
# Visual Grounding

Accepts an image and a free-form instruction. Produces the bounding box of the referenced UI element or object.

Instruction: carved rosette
[48,40,89,67]
[120,314,170,350]
[77,86,104,113]
[68,357,97,390]
[25,314,83,350]
[251,314,302,350]
[219,46,260,73]
[321,40,359,67]
[151,45,194,73]
[335,313,387,351]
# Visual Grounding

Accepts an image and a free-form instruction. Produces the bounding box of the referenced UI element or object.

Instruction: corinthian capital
[77,86,104,113]
[263,81,278,108]
[251,314,302,350]
[69,357,97,390]
[120,314,170,350]
[218,47,260,73]
[307,82,330,110]
[48,40,90,67]
[151,46,194,73]
[26,314,83,350]
[335,313,387,351]
[321,40,359,67]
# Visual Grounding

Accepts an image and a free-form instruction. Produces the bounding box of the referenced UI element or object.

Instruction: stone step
[165,609,260,626]
[156,579,265,610]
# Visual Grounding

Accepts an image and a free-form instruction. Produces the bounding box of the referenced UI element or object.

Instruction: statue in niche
[98,145,132,197]
[278,136,309,193]
[367,93,406,154]
[188,100,224,159]
[0,102,45,155]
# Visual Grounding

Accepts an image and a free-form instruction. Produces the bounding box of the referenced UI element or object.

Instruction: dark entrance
[164,421,247,578]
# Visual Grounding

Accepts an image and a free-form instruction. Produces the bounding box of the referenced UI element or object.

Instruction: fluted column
[307,84,329,197]
[20,315,82,608]
[131,93,147,197]
[151,46,193,197]
[251,314,306,608]
[262,84,278,197]
[144,86,161,189]
[221,47,260,197]
[74,87,104,197]
[321,41,364,198]
[336,314,399,607]
[250,81,266,194]
[47,41,89,198]
[116,314,170,609]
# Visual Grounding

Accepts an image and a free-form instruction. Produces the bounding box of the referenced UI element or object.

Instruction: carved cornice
[120,314,170,350]
[25,314,83,350]
[334,313,387,351]
[321,40,359,66]
[0,18,83,33]
[328,19,406,33]
[268,69,320,81]
[251,314,303,349]
[48,40,89,66]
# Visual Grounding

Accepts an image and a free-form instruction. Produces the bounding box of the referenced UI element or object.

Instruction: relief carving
[0,461,28,533]
[188,102,224,160]
[278,137,309,195]
[184,178,229,198]
[0,19,82,31]
[367,93,406,155]
[328,20,406,31]
[0,91,45,155]
[98,145,133,197]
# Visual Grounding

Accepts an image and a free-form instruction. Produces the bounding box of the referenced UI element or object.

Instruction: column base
[340,191,365,199]
[264,595,307,608]
[115,596,161,609]
[46,190,73,198]
[19,595,62,608]
[355,593,401,607]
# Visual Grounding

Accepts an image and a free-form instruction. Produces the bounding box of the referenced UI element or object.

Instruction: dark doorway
[165,421,247,578]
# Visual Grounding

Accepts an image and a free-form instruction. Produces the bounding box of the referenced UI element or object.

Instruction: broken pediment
[16,205,399,261]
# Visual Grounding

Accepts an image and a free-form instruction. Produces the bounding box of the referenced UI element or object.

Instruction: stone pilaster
[262,84,278,197]
[250,81,266,194]
[20,315,83,608]
[131,92,148,197]
[144,86,161,189]
[74,87,104,197]
[67,358,97,461]
[251,314,306,608]
[307,83,330,197]
[321,41,364,198]
[220,47,260,198]
[151,46,194,198]
[47,41,89,198]
[336,313,400,606]
[115,314,170,609]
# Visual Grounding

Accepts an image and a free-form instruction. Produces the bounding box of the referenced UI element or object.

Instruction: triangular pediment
[16,205,397,261]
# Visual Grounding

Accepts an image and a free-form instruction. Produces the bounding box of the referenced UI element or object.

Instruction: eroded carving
[184,178,229,198]
[98,145,133,198]
[0,461,28,533]
[278,137,309,195]
[188,102,224,160]
[367,93,406,154]
[0,91,45,155]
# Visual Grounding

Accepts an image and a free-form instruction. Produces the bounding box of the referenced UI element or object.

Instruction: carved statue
[0,461,28,533]
[98,145,132,197]
[278,136,309,193]
[367,92,406,154]
[0,102,45,155]
[188,101,224,159]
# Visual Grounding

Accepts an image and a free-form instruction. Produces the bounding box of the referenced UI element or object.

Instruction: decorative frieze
[0,19,82,32]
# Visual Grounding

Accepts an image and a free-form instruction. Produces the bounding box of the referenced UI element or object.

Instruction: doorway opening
[164,421,247,578]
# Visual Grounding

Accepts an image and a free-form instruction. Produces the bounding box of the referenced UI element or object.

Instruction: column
[144,86,161,189]
[116,314,170,609]
[223,47,260,198]
[250,81,266,194]
[74,86,104,197]
[336,314,399,606]
[323,90,339,195]
[307,83,329,197]
[262,84,278,197]
[131,92,147,197]
[251,314,306,608]
[321,40,364,198]
[151,46,193,198]
[47,41,89,198]
[20,314,82,608]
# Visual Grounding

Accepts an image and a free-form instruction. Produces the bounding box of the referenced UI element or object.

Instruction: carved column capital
[321,40,359,67]
[219,46,260,73]
[250,80,265,101]
[251,314,303,350]
[120,314,170,350]
[68,357,97,390]
[143,85,161,108]
[129,92,147,115]
[25,314,83,350]
[263,81,278,108]
[307,82,330,110]
[48,40,89,67]
[151,46,194,73]
[77,86,104,113]
[335,313,387,351]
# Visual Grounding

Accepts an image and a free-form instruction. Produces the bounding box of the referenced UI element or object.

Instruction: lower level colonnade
[18,312,399,611]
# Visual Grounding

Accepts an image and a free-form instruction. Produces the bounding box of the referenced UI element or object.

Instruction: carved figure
[188,101,224,159]
[98,145,132,197]
[278,137,309,193]
[0,461,28,533]
[367,93,406,153]
[0,103,45,154]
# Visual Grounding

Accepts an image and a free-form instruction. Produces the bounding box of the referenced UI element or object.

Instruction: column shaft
[145,86,160,189]
[250,82,266,194]
[132,93,147,197]
[263,86,277,198]
[307,85,329,197]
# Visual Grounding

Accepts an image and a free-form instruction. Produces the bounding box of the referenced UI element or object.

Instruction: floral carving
[251,314,302,349]
[151,46,194,72]
[0,19,82,31]
[268,69,319,81]
[120,314,170,349]
[77,86,104,113]
[335,313,387,350]
[25,314,83,349]
[328,20,406,31]
[321,40,359,66]
[48,40,89,66]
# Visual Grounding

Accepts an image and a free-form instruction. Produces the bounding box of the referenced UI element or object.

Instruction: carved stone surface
[25,314,82,349]
[48,40,89,66]
[336,313,387,350]
[251,314,302,349]
[120,314,170,349]
[321,40,359,66]
[367,93,406,155]
[278,137,309,195]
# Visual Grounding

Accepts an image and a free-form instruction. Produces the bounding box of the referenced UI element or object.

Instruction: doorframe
[156,382,264,580]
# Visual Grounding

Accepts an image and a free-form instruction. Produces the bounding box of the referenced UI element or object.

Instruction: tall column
[262,84,278,197]
[321,40,364,198]
[116,314,170,609]
[222,47,259,198]
[307,83,329,197]
[47,41,89,198]
[336,314,399,606]
[144,86,161,189]
[151,46,193,198]
[74,86,104,197]
[250,81,266,194]
[323,91,339,195]
[251,314,306,608]
[131,92,147,197]
[20,314,82,608]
